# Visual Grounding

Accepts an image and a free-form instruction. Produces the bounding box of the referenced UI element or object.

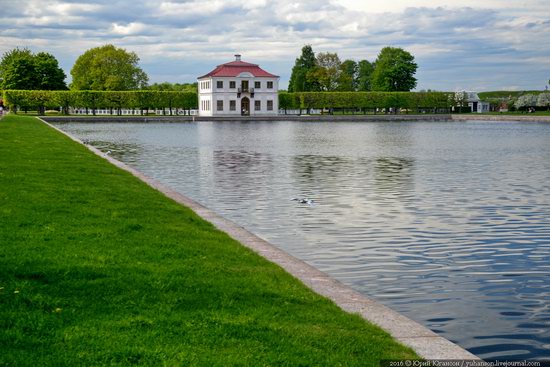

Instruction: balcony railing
[238,87,255,93]
[237,88,254,98]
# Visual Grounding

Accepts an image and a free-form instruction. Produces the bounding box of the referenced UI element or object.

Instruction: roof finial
[235,54,241,61]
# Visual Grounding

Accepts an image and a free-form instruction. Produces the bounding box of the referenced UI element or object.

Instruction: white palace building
[197,55,279,117]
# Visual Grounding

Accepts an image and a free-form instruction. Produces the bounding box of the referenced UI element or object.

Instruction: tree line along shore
[0,44,418,94]
[1,44,548,115]
[2,89,462,116]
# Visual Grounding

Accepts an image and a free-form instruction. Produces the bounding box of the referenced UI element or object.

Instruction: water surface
[56,120,550,360]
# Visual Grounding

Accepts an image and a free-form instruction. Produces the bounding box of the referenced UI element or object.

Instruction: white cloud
[111,22,148,36]
[157,1,227,17]
[47,2,102,15]
[335,0,537,13]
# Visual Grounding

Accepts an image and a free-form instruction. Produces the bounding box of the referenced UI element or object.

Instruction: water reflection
[374,157,415,196]
[55,120,550,360]
[214,150,273,175]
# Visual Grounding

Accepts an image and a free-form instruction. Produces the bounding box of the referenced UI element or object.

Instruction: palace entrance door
[241,97,250,116]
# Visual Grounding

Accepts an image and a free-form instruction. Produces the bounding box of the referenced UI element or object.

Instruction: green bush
[2,90,198,115]
[3,89,453,115]
[279,91,453,113]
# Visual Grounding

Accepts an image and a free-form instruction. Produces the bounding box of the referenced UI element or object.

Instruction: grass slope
[0,115,417,366]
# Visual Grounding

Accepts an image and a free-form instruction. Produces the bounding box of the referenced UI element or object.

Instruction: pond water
[55,120,550,360]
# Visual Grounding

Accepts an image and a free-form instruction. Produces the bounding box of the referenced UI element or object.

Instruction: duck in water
[291,198,315,206]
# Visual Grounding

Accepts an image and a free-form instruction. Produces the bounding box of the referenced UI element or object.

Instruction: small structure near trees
[464,92,490,113]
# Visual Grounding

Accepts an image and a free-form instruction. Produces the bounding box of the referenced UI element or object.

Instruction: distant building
[465,92,490,113]
[497,102,509,113]
[197,55,279,117]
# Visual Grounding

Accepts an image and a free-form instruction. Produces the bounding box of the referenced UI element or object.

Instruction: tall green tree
[0,48,36,90]
[357,59,374,91]
[288,45,316,92]
[371,47,417,91]
[307,52,344,91]
[34,52,67,90]
[71,44,148,90]
[0,48,66,90]
[340,59,357,91]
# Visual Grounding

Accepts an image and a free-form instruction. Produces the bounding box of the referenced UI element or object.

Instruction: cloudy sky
[1,0,549,91]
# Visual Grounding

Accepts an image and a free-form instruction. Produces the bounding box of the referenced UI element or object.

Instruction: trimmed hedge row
[279,91,455,113]
[2,90,198,115]
[2,90,457,115]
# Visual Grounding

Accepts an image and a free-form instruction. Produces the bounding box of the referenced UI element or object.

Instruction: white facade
[198,56,279,117]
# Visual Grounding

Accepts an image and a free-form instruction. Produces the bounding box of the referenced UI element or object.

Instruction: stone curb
[43,114,550,123]
[43,114,452,123]
[39,117,479,360]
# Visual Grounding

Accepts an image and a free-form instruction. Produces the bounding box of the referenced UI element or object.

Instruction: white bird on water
[105,150,112,155]
[291,197,315,206]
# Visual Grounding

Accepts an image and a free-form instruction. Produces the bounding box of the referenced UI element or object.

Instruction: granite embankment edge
[39,117,479,360]
[42,113,550,123]
[42,114,452,123]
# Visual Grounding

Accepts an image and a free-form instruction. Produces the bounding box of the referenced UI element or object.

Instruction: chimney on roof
[235,54,241,61]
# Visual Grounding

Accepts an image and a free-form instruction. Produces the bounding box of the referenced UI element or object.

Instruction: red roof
[199,60,278,79]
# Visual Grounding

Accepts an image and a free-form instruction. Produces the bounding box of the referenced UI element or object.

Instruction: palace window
[255,100,261,111]
[255,81,261,89]
[217,100,223,111]
[267,81,273,89]
[230,100,236,111]
[217,81,223,89]
[267,100,273,111]
[230,81,236,89]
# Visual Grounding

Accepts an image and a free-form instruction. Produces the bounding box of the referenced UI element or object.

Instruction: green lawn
[0,115,418,366]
